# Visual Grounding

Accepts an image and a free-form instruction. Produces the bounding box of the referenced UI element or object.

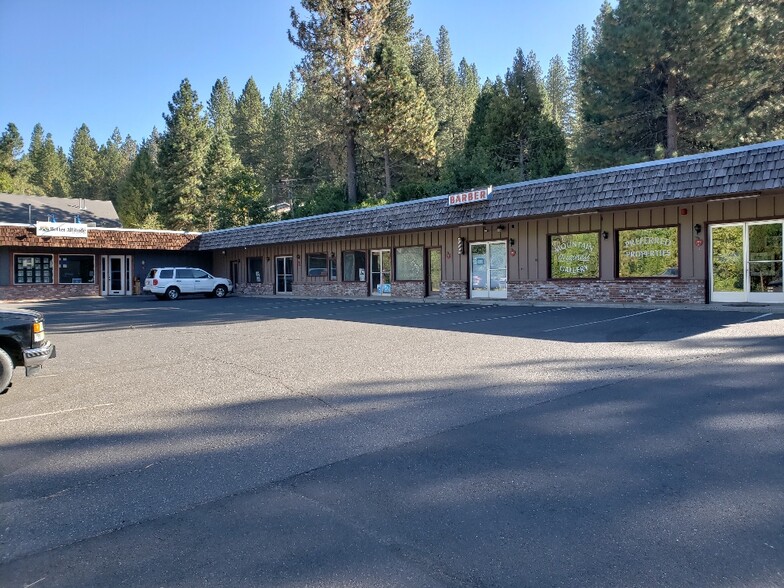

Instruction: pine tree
[158,79,209,229]
[68,124,100,200]
[208,77,236,135]
[566,24,591,166]
[233,77,266,176]
[118,135,161,228]
[98,128,133,202]
[263,76,301,202]
[435,27,463,166]
[366,39,437,195]
[202,129,242,231]
[0,123,24,192]
[28,125,69,197]
[289,0,390,205]
[545,55,569,131]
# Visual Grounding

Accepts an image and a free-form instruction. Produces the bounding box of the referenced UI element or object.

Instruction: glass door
[275,256,293,294]
[109,256,124,295]
[710,221,783,303]
[471,241,508,299]
[748,221,783,303]
[371,249,391,296]
[428,248,441,296]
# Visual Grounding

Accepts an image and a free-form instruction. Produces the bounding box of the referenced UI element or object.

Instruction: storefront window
[618,227,679,278]
[395,246,424,281]
[307,254,328,277]
[14,255,54,284]
[342,251,367,281]
[58,255,95,284]
[247,258,263,283]
[550,233,600,279]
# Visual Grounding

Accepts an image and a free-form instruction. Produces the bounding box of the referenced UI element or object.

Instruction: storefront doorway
[370,249,391,296]
[275,256,293,294]
[710,220,783,303]
[100,255,132,296]
[427,248,441,296]
[470,241,508,299]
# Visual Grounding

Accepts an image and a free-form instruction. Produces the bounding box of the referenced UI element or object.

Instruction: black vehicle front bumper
[23,340,56,376]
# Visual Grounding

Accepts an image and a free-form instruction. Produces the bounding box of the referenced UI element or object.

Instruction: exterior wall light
[602,231,609,240]
[694,224,702,234]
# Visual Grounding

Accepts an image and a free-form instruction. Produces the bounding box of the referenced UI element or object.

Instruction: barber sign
[448,186,493,206]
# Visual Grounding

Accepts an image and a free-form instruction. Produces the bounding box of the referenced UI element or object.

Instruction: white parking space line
[739,313,772,323]
[452,307,569,326]
[543,308,662,332]
[0,403,114,423]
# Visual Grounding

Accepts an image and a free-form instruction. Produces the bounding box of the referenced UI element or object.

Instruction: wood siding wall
[212,192,784,293]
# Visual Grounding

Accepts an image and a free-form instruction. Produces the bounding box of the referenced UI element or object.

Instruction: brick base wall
[391,281,425,299]
[0,283,101,301]
[507,279,706,305]
[235,283,274,296]
[441,281,469,300]
[292,282,369,298]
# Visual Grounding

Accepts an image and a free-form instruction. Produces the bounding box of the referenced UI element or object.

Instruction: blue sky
[1,0,606,152]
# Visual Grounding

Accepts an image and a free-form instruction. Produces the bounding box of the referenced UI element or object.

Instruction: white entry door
[710,221,783,303]
[470,241,508,299]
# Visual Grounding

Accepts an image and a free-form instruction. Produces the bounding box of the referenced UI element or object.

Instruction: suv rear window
[159,269,174,279]
[147,269,157,278]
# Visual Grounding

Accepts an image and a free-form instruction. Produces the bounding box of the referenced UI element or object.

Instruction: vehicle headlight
[33,321,45,342]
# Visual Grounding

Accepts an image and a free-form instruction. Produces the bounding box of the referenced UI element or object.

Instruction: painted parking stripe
[452,307,569,326]
[739,313,773,323]
[543,308,662,332]
[0,403,114,423]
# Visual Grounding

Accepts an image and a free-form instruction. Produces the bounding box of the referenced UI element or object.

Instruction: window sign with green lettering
[550,233,600,279]
[618,227,679,278]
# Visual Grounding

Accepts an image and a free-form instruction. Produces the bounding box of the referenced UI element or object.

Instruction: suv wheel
[0,348,14,393]
[165,287,180,300]
[214,285,228,298]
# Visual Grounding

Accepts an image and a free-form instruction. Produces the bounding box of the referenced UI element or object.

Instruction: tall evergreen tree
[68,124,100,200]
[0,123,24,192]
[289,0,390,205]
[207,77,236,135]
[566,23,591,165]
[545,55,569,131]
[98,128,132,202]
[118,135,161,228]
[28,125,69,197]
[158,79,209,229]
[366,39,437,195]
[263,76,302,202]
[233,77,266,175]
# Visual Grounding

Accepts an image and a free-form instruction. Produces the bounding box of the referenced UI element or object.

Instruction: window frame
[342,250,367,282]
[57,254,96,285]
[547,232,601,280]
[306,253,329,278]
[14,254,55,285]
[616,225,681,279]
[247,257,264,284]
[394,246,425,282]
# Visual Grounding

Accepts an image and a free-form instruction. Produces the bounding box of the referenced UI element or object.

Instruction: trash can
[132,277,141,295]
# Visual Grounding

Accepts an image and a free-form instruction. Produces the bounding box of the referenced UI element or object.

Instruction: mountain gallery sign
[448,187,493,206]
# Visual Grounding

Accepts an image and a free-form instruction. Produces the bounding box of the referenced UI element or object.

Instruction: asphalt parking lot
[1,295,783,587]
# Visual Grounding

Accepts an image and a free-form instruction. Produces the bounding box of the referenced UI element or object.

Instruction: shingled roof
[199,139,784,251]
[0,193,122,227]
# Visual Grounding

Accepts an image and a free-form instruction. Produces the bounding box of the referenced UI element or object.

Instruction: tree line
[1,0,781,231]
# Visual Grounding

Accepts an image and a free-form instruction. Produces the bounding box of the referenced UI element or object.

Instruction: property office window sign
[59,255,95,284]
[618,227,679,278]
[14,254,54,284]
[395,247,424,281]
[342,251,367,281]
[550,233,600,279]
[35,221,89,238]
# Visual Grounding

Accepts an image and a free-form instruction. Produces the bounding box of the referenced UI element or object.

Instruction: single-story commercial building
[0,193,207,300]
[2,140,783,304]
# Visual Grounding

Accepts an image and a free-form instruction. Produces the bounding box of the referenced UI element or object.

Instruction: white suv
[144,267,233,300]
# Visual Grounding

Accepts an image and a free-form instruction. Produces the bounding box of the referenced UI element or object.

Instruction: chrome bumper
[24,340,56,376]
